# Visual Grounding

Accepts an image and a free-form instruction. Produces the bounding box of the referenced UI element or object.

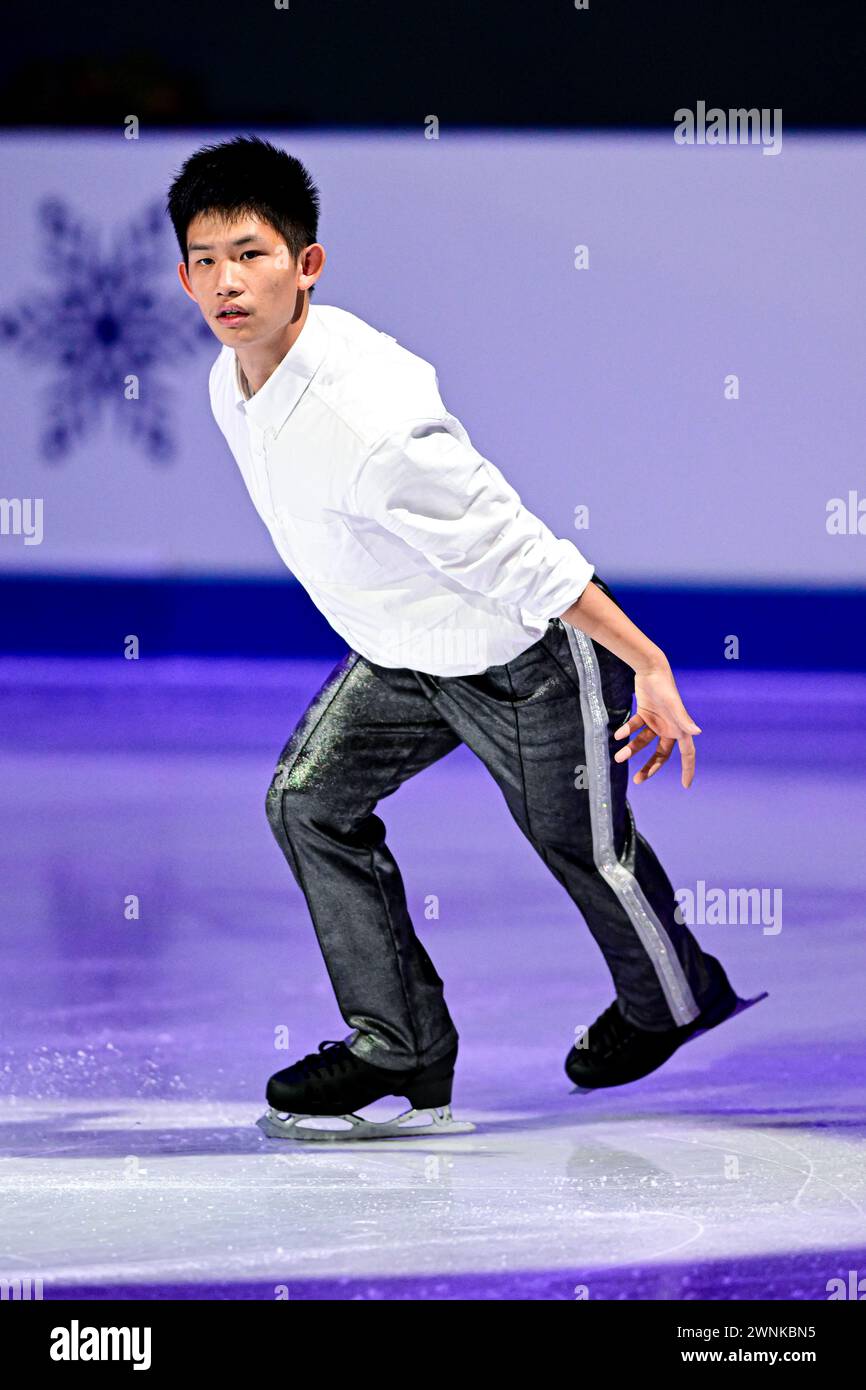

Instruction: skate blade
[682,989,769,1045]
[256,1103,476,1143]
[569,990,769,1094]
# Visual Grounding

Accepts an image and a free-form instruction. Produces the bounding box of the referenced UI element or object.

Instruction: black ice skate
[565,956,768,1092]
[257,1039,474,1142]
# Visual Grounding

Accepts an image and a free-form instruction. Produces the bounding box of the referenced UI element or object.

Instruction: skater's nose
[216,259,245,294]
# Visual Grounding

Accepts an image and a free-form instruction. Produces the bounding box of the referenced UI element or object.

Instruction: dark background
[2,0,864,129]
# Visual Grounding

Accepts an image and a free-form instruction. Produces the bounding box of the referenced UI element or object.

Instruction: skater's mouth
[217,305,250,322]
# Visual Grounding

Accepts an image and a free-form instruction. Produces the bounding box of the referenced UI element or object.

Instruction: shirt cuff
[518,549,595,631]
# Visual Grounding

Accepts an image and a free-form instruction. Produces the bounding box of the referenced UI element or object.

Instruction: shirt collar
[231,305,328,435]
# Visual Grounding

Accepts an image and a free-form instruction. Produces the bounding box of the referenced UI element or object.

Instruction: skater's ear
[177,260,197,302]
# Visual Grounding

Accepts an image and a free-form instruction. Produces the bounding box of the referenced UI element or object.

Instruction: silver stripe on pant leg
[561,620,700,1027]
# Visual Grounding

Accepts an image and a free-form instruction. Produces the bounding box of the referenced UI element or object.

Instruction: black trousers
[265,575,727,1073]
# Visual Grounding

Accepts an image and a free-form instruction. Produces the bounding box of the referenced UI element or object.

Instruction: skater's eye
[193,251,262,267]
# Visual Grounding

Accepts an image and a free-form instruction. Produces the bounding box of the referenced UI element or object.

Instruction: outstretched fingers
[613,713,645,740]
[613,725,653,763]
[677,733,697,788]
[632,737,676,784]
[612,708,701,788]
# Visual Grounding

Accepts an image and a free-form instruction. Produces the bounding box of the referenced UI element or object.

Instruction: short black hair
[166,135,321,295]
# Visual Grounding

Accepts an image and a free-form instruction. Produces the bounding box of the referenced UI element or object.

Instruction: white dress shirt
[208,303,595,675]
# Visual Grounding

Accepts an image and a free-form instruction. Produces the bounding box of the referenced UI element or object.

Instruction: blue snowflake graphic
[0,197,214,463]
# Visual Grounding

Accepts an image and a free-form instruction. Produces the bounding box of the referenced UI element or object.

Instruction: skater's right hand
[613,659,702,789]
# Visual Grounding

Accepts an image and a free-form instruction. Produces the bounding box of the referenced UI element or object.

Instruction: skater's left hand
[613,659,702,789]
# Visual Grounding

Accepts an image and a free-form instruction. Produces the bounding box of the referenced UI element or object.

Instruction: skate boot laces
[592,1002,637,1058]
[296,1040,354,1082]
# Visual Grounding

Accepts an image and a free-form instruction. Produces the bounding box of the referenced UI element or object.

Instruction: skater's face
[177,212,326,346]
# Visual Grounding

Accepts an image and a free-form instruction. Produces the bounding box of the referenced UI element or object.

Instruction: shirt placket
[247,422,278,520]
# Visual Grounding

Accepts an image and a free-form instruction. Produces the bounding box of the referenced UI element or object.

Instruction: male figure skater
[168,136,760,1138]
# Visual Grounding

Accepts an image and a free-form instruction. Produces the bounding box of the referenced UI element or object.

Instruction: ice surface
[1,659,864,1300]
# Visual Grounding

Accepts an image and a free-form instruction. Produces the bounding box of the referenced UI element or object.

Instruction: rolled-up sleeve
[349,415,595,625]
